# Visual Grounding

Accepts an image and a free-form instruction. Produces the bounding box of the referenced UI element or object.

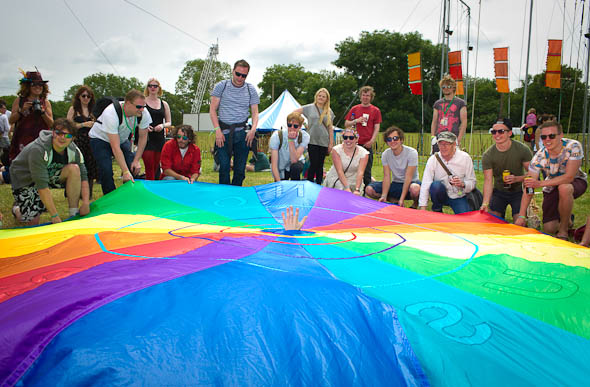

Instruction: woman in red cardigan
[160,125,201,183]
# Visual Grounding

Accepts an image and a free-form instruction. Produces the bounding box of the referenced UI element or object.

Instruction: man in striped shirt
[210,59,259,186]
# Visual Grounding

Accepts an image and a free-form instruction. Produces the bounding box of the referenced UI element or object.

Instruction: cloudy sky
[1,0,582,102]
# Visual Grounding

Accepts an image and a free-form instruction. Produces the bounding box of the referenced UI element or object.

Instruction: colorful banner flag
[494,47,510,93]
[546,39,562,89]
[448,50,464,95]
[407,52,422,95]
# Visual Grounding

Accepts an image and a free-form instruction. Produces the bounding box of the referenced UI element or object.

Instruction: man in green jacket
[10,118,90,225]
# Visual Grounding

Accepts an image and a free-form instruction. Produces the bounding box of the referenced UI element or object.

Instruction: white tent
[252,89,304,132]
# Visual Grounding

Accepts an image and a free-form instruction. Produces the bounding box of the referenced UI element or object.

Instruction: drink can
[524,176,534,194]
[503,170,510,189]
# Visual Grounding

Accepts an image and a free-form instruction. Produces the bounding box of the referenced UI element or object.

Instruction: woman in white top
[323,128,369,195]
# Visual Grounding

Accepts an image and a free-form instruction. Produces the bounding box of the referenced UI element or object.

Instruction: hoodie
[10,130,87,191]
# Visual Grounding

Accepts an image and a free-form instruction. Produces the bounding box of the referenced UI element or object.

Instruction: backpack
[278,130,302,149]
[93,97,142,126]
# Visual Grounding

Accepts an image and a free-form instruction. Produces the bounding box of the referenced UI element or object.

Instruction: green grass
[1,131,589,237]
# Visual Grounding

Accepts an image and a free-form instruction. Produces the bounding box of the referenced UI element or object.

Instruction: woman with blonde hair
[142,77,171,180]
[294,87,334,184]
[323,127,369,195]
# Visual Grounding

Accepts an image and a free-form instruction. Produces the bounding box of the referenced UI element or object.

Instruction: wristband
[518,215,526,220]
[214,126,220,130]
[123,170,132,176]
[51,213,59,218]
[482,203,489,207]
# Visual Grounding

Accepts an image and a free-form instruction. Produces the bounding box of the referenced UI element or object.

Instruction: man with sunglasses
[430,75,467,154]
[515,121,587,240]
[269,112,309,181]
[366,126,421,208]
[210,59,259,186]
[480,118,532,219]
[9,118,90,225]
[160,125,201,184]
[89,89,152,195]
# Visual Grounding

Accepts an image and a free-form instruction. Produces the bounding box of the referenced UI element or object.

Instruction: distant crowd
[0,60,588,246]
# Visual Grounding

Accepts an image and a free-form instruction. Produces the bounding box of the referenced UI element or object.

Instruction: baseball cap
[494,118,513,131]
[437,131,457,143]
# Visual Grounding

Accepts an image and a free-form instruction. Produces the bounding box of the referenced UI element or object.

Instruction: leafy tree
[333,30,442,132]
[175,59,231,112]
[257,64,311,110]
[51,100,70,119]
[63,73,143,102]
[163,90,190,126]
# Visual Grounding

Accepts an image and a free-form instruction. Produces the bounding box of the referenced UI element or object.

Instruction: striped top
[212,79,259,132]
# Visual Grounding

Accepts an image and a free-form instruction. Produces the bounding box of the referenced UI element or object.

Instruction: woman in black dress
[143,78,171,180]
[66,85,97,196]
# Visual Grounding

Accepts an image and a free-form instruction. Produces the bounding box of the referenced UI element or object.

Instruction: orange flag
[545,40,562,89]
[448,51,464,95]
[408,52,422,95]
[494,47,509,93]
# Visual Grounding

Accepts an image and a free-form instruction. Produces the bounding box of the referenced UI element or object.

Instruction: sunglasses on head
[176,134,189,140]
[385,136,401,142]
[148,84,159,88]
[342,135,356,140]
[540,133,558,140]
[235,71,248,78]
[135,104,146,109]
[490,129,508,135]
[287,123,299,129]
[54,130,73,139]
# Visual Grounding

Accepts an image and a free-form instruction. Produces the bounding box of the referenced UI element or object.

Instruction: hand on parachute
[282,206,307,231]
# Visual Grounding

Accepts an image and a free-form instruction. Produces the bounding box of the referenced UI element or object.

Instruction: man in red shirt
[345,86,382,191]
[160,125,201,183]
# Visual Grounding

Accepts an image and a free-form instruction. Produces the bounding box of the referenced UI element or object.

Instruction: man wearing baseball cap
[419,131,476,214]
[480,118,533,219]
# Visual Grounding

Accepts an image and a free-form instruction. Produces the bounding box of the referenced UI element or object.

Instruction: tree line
[1,30,585,133]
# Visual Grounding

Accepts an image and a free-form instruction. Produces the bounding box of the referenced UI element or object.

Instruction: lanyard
[442,96,455,117]
[122,108,137,140]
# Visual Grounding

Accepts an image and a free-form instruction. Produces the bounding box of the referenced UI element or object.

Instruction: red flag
[545,40,562,88]
[494,47,509,93]
[408,52,422,95]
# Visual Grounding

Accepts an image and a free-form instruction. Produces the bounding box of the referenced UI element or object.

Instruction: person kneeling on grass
[365,126,420,207]
[269,112,310,181]
[160,125,201,184]
[10,118,90,225]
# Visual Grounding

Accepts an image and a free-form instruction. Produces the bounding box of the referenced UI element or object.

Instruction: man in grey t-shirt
[366,126,421,208]
[210,59,260,186]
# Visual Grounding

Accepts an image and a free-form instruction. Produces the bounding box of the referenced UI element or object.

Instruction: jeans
[215,129,249,186]
[283,161,304,180]
[307,143,327,184]
[360,144,374,190]
[429,180,471,214]
[90,137,134,195]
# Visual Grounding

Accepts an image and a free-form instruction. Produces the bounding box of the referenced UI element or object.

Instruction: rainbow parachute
[1,181,589,386]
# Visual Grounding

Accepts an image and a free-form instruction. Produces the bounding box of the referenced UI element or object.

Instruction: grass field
[1,131,589,239]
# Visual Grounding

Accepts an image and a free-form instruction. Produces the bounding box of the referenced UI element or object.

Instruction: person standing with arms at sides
[210,59,259,186]
[344,86,382,191]
[430,74,467,153]
[515,121,587,240]
[142,78,171,180]
[67,85,98,196]
[8,70,54,163]
[269,112,309,181]
[366,126,421,208]
[293,88,334,184]
[480,118,532,219]
[323,127,369,195]
[89,89,152,195]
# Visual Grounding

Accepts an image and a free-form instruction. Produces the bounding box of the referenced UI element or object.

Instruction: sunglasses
[31,82,44,87]
[287,123,300,129]
[80,94,91,99]
[342,135,356,140]
[235,71,248,78]
[490,129,508,135]
[540,133,558,140]
[54,130,73,139]
[135,104,146,109]
[441,85,453,89]
[176,135,189,140]
[385,136,401,142]
[148,84,159,88]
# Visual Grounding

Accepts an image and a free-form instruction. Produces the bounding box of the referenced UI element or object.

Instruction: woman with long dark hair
[67,85,98,195]
[8,70,53,162]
